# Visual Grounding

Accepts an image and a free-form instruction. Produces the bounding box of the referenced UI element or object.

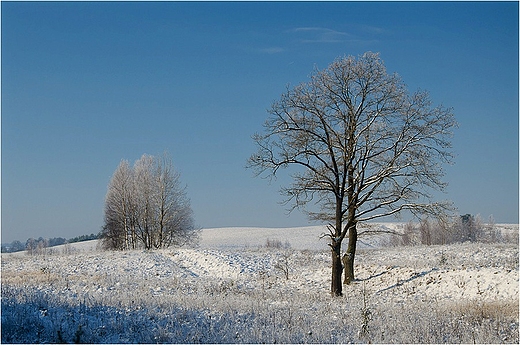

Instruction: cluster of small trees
[68,233,99,244]
[25,237,56,255]
[1,234,101,254]
[392,214,510,246]
[101,153,197,250]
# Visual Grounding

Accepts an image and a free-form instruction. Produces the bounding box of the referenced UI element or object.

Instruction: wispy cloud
[288,25,386,45]
[289,27,354,43]
[258,47,285,54]
[359,25,387,35]
[252,25,385,55]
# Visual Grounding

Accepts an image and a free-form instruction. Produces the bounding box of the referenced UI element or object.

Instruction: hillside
[2,225,518,343]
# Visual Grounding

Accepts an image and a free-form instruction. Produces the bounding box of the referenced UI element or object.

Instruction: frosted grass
[2,239,518,343]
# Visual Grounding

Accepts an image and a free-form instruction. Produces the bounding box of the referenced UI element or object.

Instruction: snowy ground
[198,224,402,251]
[2,224,518,343]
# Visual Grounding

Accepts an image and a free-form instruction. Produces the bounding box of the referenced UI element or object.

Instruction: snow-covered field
[2,225,518,343]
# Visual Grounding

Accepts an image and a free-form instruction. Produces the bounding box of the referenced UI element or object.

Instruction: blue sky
[2,1,518,243]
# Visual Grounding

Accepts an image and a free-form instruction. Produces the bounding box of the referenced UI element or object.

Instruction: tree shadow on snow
[374,267,439,294]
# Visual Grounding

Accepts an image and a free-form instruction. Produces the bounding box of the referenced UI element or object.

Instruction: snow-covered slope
[199,225,329,250]
[7,222,517,254]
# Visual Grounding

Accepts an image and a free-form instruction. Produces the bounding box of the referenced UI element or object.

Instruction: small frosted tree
[249,52,456,296]
[153,154,196,248]
[102,159,134,250]
[133,154,156,249]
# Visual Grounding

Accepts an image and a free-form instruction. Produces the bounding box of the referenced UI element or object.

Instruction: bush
[389,215,513,246]
[264,238,290,249]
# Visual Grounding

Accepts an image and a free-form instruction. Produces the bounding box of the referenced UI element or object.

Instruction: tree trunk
[331,242,343,296]
[330,196,344,296]
[343,223,357,284]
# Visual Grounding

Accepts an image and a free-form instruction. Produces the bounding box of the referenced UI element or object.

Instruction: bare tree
[102,159,134,250]
[102,153,197,250]
[248,52,456,296]
[419,218,433,246]
[152,153,196,248]
[133,154,156,249]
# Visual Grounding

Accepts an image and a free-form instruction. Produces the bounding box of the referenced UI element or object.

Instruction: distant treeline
[1,233,99,253]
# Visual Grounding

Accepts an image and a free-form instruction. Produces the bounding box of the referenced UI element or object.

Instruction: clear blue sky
[2,1,518,243]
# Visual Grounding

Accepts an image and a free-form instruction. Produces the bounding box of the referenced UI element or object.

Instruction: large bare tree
[248,52,456,296]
